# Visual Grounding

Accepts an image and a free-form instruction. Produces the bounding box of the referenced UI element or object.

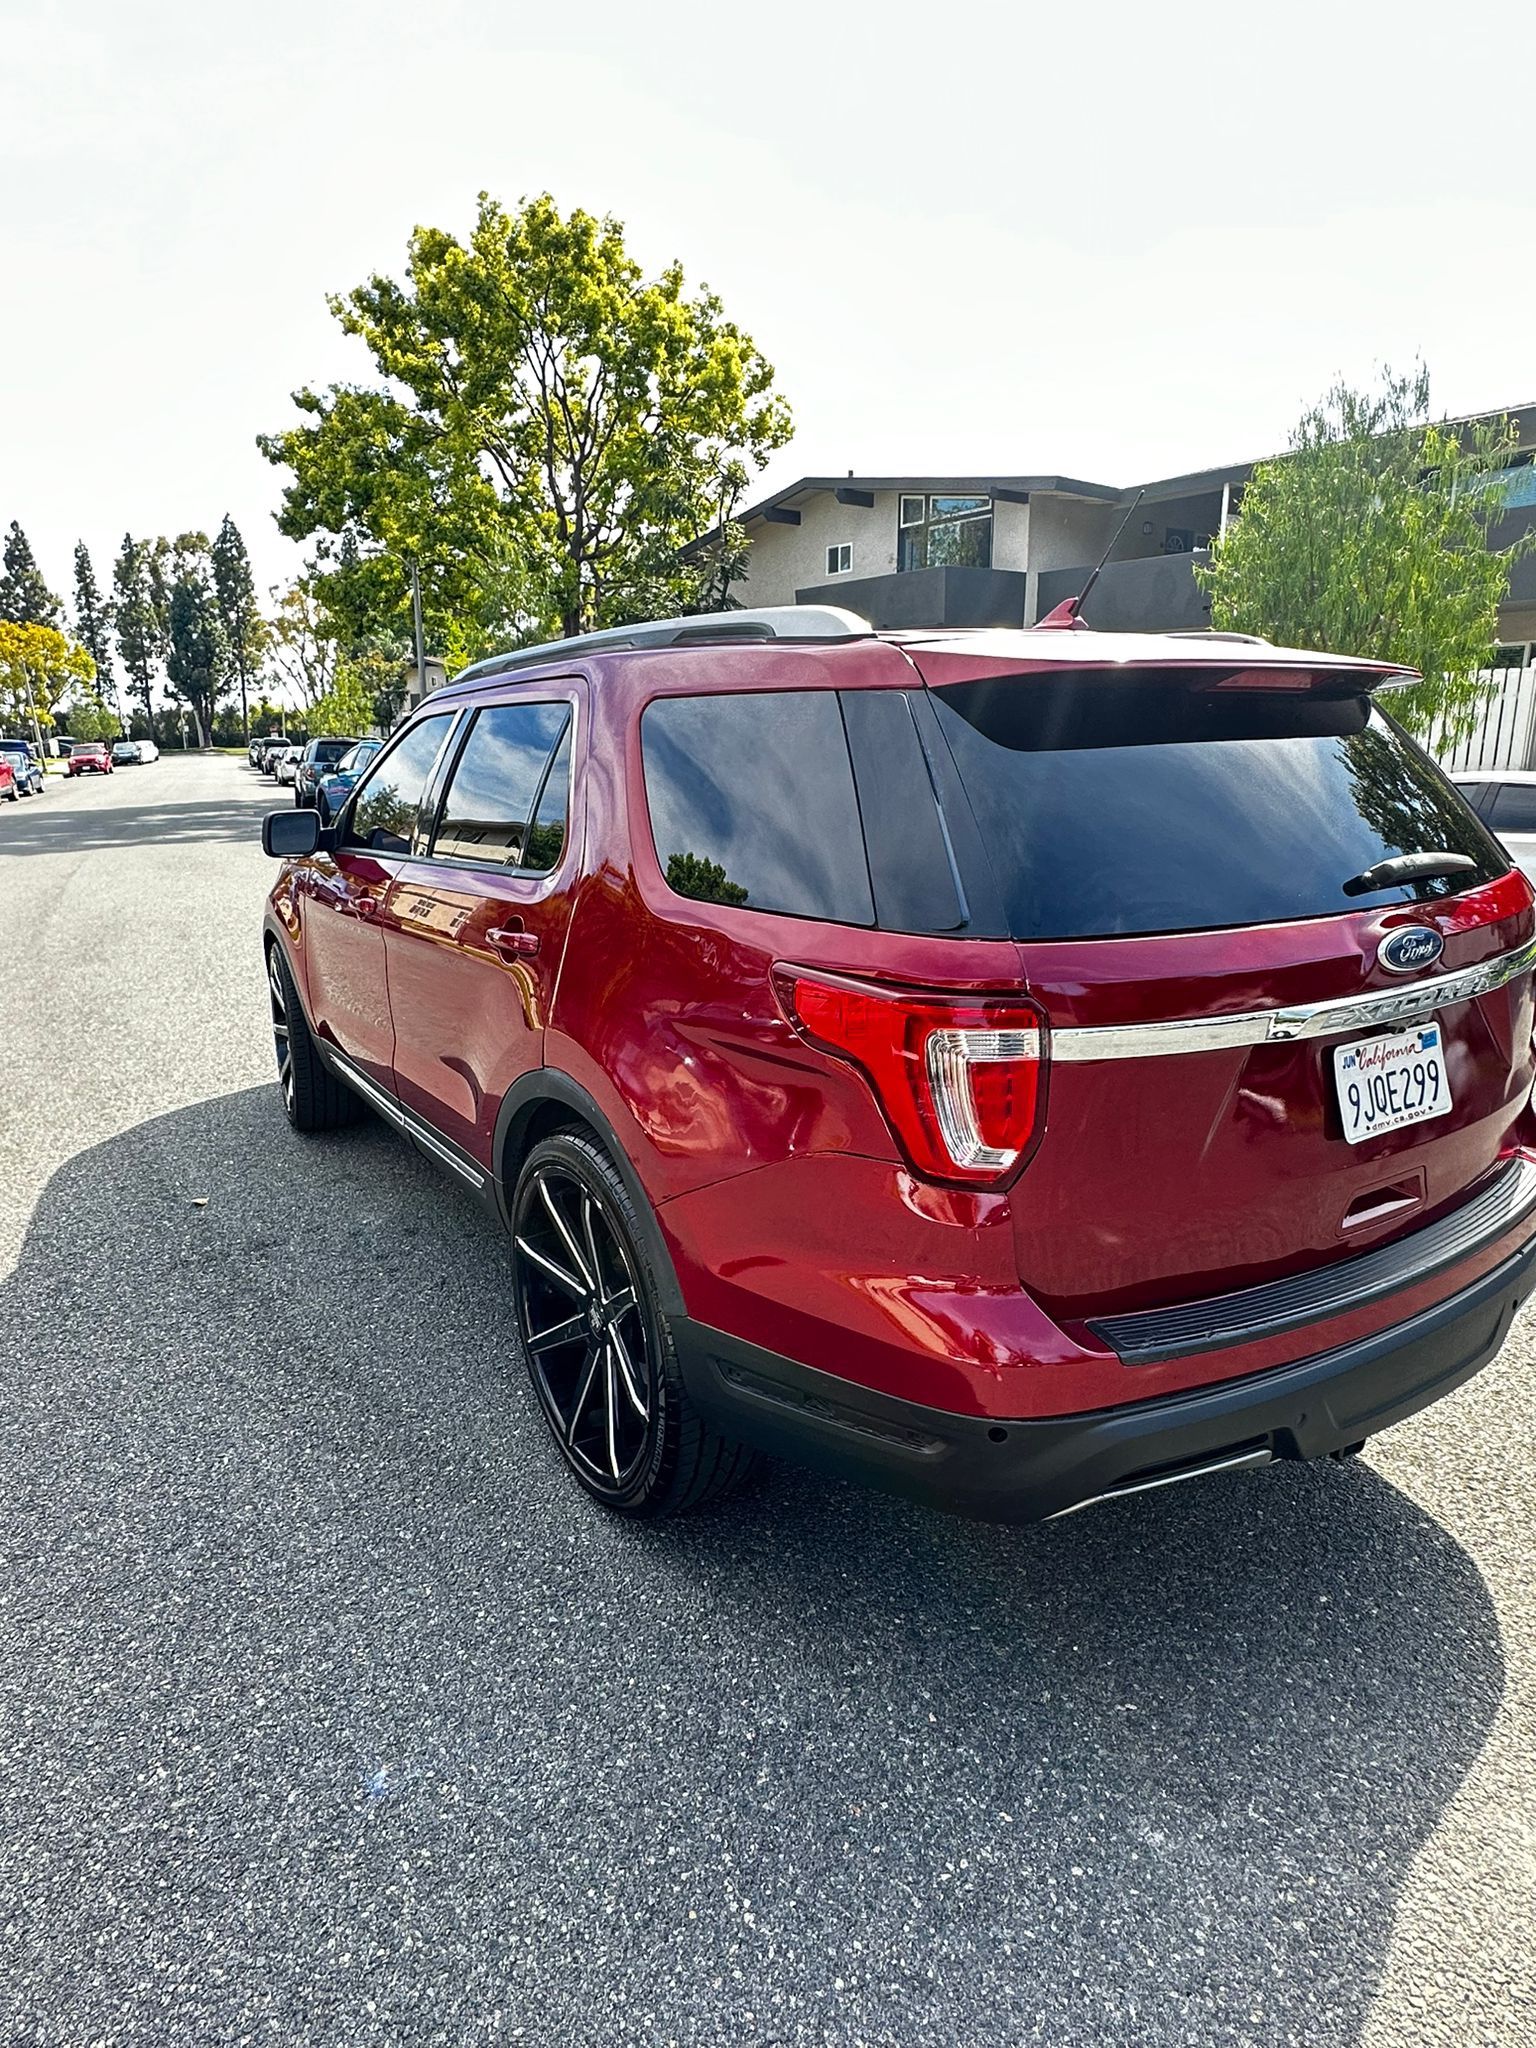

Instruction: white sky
[4,0,1534,611]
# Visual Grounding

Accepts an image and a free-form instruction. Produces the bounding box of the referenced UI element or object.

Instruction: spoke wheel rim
[267,953,294,1114]
[512,1164,656,1496]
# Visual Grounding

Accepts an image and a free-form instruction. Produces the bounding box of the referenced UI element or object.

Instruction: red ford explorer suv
[65,741,112,777]
[260,606,1536,1522]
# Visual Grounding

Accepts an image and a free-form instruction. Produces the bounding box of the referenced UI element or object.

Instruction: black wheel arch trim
[493,1071,687,1317]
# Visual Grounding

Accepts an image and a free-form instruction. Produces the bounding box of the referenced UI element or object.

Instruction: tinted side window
[642,692,874,924]
[1491,784,1536,833]
[433,703,569,867]
[345,715,453,854]
[840,690,964,932]
[524,725,572,874]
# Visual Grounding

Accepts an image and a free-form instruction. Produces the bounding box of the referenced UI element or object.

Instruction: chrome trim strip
[328,1049,488,1190]
[1051,936,1536,1063]
[1044,1444,1274,1520]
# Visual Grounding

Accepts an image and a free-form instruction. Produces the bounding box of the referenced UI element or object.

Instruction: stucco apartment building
[724,404,1536,665]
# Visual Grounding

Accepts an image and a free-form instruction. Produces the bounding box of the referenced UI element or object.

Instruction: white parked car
[137,737,159,764]
[273,745,303,786]
[1450,771,1536,884]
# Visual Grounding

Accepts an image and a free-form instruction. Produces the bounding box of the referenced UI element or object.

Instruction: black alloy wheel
[514,1153,657,1499]
[509,1133,757,1515]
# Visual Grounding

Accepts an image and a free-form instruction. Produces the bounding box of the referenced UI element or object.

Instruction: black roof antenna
[1036,488,1146,630]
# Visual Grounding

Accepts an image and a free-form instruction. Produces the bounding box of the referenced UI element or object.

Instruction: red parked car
[65,742,112,777]
[0,754,15,801]
[260,606,1536,1522]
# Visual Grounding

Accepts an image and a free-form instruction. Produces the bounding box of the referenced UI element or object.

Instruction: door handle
[354,896,379,919]
[487,925,540,961]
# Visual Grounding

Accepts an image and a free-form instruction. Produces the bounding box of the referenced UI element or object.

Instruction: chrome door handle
[487,926,540,960]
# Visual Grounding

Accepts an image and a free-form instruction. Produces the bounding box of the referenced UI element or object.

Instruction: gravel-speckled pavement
[0,755,1532,2047]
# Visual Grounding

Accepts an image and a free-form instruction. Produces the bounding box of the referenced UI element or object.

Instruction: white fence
[1425,665,1536,774]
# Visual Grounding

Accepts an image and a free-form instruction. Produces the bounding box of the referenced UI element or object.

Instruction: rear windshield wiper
[1342,851,1478,897]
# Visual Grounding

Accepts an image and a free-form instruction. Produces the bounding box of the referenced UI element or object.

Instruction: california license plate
[1333,1022,1451,1145]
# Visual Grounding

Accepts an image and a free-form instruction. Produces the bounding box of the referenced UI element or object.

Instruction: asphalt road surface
[1,755,1533,2047]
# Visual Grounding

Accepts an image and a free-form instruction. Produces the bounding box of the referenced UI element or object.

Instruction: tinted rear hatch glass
[930,674,1506,940]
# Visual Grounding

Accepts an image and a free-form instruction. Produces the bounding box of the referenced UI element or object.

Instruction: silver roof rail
[1162,628,1273,646]
[450,605,875,685]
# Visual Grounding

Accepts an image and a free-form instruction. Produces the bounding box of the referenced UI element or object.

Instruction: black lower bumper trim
[673,1236,1536,1524]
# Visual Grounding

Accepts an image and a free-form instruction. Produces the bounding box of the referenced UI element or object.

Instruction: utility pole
[411,562,426,706]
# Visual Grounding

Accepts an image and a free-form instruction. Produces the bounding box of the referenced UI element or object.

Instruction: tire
[265,943,364,1133]
[510,1132,756,1517]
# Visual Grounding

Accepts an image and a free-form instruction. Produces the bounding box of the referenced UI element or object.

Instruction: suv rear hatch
[906,637,1536,1323]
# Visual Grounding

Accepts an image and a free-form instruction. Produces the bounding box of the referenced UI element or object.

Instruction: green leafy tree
[0,522,62,629]
[306,663,378,738]
[1195,367,1536,738]
[211,514,268,740]
[0,620,95,738]
[113,534,168,742]
[72,542,117,711]
[267,577,340,706]
[261,191,792,652]
[57,692,119,743]
[165,550,230,747]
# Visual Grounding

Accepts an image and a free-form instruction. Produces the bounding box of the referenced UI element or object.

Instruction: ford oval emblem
[1379,925,1444,975]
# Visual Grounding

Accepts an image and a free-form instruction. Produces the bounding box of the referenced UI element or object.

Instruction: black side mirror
[262,809,322,859]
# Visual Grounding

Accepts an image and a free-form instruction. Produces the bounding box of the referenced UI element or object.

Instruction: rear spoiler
[902,638,1419,695]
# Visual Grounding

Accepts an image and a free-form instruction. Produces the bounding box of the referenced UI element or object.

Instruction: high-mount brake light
[774,967,1046,1186]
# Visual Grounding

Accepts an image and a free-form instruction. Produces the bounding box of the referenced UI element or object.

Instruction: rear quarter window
[641,691,874,924]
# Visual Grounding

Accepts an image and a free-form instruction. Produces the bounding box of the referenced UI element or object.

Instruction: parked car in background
[315,738,383,823]
[252,733,287,770]
[272,745,303,787]
[259,737,294,774]
[65,742,112,777]
[0,738,45,796]
[111,740,140,767]
[137,737,160,764]
[258,604,1536,1526]
[293,736,359,809]
[1451,772,1536,884]
[0,753,16,801]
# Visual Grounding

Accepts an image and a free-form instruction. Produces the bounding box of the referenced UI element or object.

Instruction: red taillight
[775,966,1046,1186]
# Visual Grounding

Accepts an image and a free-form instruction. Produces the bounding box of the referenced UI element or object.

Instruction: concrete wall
[794,566,1028,629]
[735,490,901,608]
[1035,551,1212,631]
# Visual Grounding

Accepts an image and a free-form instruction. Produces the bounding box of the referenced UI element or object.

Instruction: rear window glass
[642,692,874,924]
[931,675,1508,941]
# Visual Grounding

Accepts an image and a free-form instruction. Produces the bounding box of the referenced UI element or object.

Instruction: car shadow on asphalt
[0,795,275,856]
[0,1083,1504,2047]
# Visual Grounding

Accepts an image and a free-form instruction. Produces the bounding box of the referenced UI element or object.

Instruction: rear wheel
[511,1133,755,1516]
[266,944,363,1133]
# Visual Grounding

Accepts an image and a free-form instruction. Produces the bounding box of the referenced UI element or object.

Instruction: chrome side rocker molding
[1051,935,1536,1063]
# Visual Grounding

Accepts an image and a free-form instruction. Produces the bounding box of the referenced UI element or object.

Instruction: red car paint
[263,626,1536,1516]
[65,743,112,776]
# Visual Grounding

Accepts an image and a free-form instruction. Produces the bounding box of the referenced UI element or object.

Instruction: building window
[825,542,852,576]
[896,494,992,572]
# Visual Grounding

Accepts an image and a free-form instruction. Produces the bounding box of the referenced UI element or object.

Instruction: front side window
[897,493,992,572]
[642,691,874,924]
[345,714,453,854]
[432,702,570,868]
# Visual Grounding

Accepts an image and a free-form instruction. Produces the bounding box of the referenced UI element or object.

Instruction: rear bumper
[674,1234,1536,1522]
